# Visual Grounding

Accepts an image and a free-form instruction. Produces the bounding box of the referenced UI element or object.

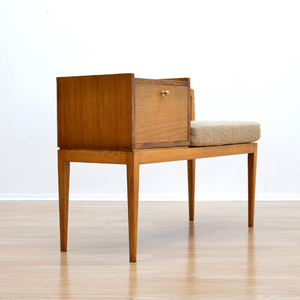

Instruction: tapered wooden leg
[126,151,140,262]
[248,144,257,227]
[58,150,70,251]
[188,159,196,221]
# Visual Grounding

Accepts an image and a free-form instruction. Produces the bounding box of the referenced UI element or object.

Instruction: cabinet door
[134,82,190,149]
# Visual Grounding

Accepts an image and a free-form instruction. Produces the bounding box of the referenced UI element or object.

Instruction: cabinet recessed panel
[135,83,189,146]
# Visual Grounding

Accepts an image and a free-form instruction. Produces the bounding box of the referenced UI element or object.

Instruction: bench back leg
[248,144,258,227]
[188,159,195,221]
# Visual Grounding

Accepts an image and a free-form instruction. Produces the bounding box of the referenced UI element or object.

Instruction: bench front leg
[58,150,70,251]
[127,151,140,262]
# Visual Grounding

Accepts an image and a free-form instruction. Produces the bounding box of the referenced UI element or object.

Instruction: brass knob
[161,90,169,96]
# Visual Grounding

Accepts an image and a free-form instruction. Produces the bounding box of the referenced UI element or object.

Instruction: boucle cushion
[190,121,260,146]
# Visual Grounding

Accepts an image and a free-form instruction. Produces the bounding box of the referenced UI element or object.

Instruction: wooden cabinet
[57,73,190,150]
[57,74,259,262]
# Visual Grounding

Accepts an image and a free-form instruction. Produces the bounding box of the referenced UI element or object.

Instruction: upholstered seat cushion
[190,121,260,146]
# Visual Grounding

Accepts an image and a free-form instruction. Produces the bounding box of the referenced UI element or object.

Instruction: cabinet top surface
[57,73,189,86]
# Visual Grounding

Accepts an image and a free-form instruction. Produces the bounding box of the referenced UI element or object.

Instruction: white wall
[0,0,299,201]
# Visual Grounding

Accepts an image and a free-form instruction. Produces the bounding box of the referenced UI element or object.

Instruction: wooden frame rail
[58,142,257,262]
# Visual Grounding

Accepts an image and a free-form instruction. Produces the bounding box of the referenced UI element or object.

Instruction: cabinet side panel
[57,74,133,149]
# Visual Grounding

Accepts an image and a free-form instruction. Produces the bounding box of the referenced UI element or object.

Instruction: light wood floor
[0,201,299,299]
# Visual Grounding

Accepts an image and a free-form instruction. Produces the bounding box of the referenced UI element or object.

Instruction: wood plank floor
[0,201,299,299]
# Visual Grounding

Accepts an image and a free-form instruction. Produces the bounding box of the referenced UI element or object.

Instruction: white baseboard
[0,194,299,201]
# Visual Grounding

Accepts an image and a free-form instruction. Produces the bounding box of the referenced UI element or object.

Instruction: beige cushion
[190,121,260,146]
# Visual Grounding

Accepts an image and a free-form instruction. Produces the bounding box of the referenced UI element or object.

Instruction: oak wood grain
[126,151,140,262]
[163,77,190,82]
[135,83,189,145]
[135,141,189,150]
[58,144,257,166]
[139,143,257,165]
[58,150,70,251]
[63,149,127,164]
[134,78,189,86]
[57,73,134,150]
[188,159,195,221]
[190,89,195,122]
[248,143,258,227]
[57,74,191,150]
[187,89,196,221]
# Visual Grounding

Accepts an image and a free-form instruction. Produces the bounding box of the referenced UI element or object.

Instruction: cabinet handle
[161,90,169,96]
